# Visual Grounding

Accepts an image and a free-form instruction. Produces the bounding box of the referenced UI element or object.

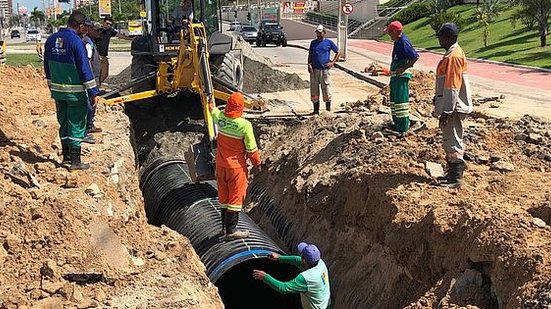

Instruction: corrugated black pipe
[139,158,301,308]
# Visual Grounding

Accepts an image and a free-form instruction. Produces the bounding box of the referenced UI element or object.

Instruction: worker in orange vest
[209,92,262,240]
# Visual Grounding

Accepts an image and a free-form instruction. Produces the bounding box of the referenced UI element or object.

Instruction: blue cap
[436,22,459,37]
[297,242,321,264]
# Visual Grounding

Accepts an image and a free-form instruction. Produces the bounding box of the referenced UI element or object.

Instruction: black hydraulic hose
[139,158,302,309]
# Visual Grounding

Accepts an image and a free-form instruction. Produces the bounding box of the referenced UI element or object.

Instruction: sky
[13,0,73,14]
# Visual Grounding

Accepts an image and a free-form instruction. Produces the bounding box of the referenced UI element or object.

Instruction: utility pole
[337,0,348,61]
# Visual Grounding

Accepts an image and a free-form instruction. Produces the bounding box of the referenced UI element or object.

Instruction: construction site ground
[1,34,551,308]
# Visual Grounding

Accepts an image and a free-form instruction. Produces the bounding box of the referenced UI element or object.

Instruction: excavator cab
[104,0,247,182]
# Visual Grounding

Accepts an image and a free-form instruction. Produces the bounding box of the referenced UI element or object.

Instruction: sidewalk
[289,39,551,120]
[348,40,551,91]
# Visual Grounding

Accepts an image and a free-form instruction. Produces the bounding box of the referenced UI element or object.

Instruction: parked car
[10,30,21,39]
[238,26,257,43]
[229,20,241,31]
[26,29,41,42]
[256,20,286,47]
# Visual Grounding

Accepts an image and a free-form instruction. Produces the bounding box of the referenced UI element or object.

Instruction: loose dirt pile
[104,51,309,94]
[0,66,223,308]
[242,57,309,94]
[249,80,551,308]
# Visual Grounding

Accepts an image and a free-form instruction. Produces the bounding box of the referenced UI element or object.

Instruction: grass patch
[383,4,551,69]
[6,54,43,68]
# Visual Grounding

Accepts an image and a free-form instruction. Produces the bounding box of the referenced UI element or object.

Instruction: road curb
[286,43,386,89]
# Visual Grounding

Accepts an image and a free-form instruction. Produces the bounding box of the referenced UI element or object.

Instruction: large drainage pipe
[139,158,301,308]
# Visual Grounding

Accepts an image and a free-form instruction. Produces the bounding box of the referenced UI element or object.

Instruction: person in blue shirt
[308,25,340,115]
[385,21,419,136]
[44,11,99,170]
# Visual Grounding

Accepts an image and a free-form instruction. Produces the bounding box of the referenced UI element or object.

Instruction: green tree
[475,0,502,47]
[510,0,551,47]
[30,7,46,27]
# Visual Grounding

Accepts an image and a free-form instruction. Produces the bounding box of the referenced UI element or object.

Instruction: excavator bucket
[184,142,216,182]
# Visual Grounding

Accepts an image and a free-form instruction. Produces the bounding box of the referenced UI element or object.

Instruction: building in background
[74,0,95,9]
[0,0,13,18]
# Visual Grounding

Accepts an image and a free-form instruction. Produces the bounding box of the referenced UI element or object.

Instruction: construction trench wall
[120,56,551,308]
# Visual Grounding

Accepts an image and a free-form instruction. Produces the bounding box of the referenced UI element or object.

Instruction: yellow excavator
[102,0,263,182]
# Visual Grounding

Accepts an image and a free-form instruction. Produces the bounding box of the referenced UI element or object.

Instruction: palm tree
[30,7,46,28]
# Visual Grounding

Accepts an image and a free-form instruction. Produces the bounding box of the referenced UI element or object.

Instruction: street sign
[342,2,353,15]
[99,0,112,17]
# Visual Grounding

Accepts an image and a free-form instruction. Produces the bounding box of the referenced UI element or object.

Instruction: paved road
[281,19,336,41]
[252,43,378,113]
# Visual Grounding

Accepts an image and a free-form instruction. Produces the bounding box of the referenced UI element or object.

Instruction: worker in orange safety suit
[209,92,262,240]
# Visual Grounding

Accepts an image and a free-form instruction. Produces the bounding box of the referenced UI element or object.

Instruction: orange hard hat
[224,92,245,118]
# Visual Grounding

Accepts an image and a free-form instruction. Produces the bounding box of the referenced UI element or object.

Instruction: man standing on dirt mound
[433,23,473,188]
[253,242,331,309]
[44,11,99,170]
[209,92,262,240]
[385,20,419,136]
[308,25,340,115]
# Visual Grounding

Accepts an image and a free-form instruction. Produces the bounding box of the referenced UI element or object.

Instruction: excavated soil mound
[105,56,308,94]
[0,66,222,308]
[242,57,309,94]
[249,105,551,308]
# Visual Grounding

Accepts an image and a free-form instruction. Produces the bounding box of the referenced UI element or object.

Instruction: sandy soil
[0,66,223,308]
[248,72,551,309]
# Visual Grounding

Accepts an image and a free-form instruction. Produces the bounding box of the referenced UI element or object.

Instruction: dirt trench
[0,66,223,308]
[246,109,551,308]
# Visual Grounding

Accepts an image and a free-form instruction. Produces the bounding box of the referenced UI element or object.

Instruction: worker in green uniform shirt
[384,20,419,136]
[253,242,331,309]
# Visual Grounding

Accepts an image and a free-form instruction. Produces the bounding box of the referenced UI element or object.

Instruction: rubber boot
[438,161,464,188]
[325,101,331,112]
[219,208,227,236]
[61,144,71,164]
[69,147,90,171]
[313,101,320,115]
[225,211,249,240]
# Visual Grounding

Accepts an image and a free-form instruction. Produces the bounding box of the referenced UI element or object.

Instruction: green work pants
[389,77,411,133]
[55,99,87,149]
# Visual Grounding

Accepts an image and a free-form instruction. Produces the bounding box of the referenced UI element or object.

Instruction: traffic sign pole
[337,0,351,61]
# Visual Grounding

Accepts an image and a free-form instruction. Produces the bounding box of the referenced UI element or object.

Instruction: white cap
[315,24,325,32]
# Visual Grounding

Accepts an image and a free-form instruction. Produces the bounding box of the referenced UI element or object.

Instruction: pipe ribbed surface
[140,158,301,308]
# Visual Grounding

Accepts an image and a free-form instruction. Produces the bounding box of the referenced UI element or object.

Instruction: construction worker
[208,92,261,240]
[171,0,194,27]
[82,20,103,143]
[433,23,473,188]
[385,21,419,136]
[95,16,130,85]
[44,11,99,170]
[308,25,340,115]
[253,242,331,309]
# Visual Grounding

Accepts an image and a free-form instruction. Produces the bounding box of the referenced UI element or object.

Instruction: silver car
[238,26,258,43]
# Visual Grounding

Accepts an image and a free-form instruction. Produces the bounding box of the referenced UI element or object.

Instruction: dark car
[10,30,21,39]
[256,21,287,47]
